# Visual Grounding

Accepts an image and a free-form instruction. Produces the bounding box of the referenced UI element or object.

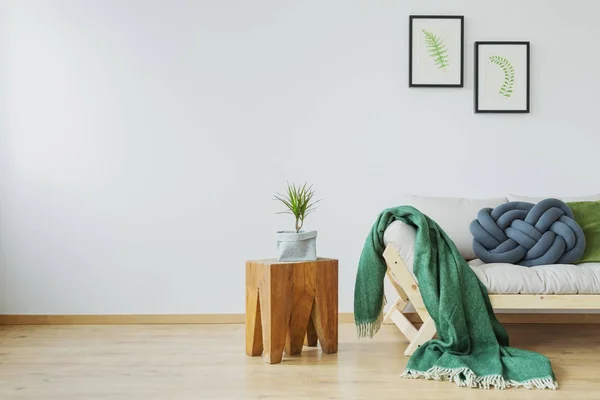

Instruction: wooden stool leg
[259,264,293,364]
[285,296,314,355]
[312,260,338,354]
[304,312,318,347]
[286,262,317,356]
[245,262,263,356]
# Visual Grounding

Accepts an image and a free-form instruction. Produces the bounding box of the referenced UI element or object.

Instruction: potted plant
[274,182,320,261]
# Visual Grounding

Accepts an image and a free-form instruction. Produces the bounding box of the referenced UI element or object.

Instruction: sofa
[382,193,600,355]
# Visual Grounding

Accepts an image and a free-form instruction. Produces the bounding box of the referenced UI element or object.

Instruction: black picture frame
[474,41,530,113]
[409,15,464,88]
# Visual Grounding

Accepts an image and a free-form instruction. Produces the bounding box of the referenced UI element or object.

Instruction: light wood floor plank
[0,323,598,399]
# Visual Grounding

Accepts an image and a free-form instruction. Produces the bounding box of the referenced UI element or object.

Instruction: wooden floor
[1,323,599,399]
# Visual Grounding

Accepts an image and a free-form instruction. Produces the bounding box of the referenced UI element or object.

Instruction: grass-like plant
[274,182,320,233]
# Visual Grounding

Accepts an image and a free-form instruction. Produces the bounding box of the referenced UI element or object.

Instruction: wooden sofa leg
[389,309,418,342]
[382,244,439,355]
[383,296,405,323]
[404,317,436,356]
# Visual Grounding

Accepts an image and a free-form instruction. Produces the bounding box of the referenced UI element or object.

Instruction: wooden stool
[245,258,338,364]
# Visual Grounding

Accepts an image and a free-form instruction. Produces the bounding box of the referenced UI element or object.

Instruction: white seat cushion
[384,221,600,294]
[468,260,600,294]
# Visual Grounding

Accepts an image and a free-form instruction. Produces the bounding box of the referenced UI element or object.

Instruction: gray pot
[276,230,317,262]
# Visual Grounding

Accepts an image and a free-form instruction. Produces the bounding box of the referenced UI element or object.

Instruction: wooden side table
[245,258,338,364]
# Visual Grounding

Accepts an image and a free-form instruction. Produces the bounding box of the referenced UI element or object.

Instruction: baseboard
[0,313,356,325]
[1,312,599,325]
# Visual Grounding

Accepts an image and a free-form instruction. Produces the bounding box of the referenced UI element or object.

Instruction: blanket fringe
[356,320,381,339]
[401,367,558,390]
[356,296,386,339]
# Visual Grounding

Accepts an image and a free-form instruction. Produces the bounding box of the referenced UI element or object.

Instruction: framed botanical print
[409,15,464,87]
[475,41,530,113]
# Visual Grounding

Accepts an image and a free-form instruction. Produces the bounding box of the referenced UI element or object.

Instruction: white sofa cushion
[384,224,600,295]
[468,259,600,294]
[401,195,507,260]
[507,193,600,203]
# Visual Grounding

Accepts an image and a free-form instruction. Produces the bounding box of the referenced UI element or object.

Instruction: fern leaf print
[489,56,515,97]
[422,29,449,70]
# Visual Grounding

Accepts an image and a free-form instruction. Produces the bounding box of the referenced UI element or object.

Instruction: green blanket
[354,206,557,390]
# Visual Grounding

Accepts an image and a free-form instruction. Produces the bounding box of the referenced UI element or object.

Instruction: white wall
[0,0,599,314]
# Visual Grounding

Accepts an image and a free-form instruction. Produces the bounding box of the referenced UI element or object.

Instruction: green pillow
[567,200,600,264]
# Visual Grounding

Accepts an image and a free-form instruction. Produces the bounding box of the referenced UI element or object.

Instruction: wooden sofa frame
[382,244,600,355]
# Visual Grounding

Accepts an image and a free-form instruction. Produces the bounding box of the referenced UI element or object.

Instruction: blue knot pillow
[470,198,586,267]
